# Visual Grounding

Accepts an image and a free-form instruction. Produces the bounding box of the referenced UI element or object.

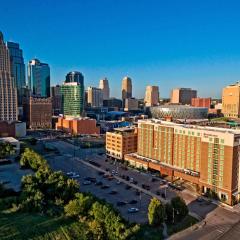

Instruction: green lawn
[0,210,89,240]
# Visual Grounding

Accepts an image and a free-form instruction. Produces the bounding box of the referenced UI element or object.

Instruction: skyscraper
[65,71,84,85]
[27,59,50,97]
[99,78,110,100]
[0,32,18,121]
[7,41,26,107]
[51,85,62,115]
[122,76,132,100]
[60,71,84,117]
[222,82,240,118]
[144,86,159,107]
[87,86,103,107]
[122,76,132,108]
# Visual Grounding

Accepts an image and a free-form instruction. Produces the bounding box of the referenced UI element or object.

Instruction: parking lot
[45,152,151,223]
[37,139,240,238]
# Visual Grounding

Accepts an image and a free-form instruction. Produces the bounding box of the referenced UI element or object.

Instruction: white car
[128,207,139,213]
[83,180,91,185]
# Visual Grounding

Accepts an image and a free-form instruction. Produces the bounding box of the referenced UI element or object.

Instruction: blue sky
[1,0,240,98]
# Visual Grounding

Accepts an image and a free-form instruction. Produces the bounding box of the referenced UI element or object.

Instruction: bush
[148,198,165,226]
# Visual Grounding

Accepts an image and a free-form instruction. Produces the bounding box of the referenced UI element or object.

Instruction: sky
[1,0,240,98]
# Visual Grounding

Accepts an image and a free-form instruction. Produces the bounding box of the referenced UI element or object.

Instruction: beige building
[0,31,18,121]
[87,87,103,107]
[122,76,132,107]
[144,86,159,107]
[106,127,137,160]
[171,88,197,105]
[222,82,240,118]
[99,78,110,100]
[124,98,138,111]
[125,119,240,205]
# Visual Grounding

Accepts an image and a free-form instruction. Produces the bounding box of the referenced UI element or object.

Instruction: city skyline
[1,1,240,98]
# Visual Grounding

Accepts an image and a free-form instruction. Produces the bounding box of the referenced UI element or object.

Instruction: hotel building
[106,127,137,160]
[124,119,240,205]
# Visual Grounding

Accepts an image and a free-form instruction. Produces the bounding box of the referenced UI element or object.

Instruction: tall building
[171,88,197,105]
[222,82,240,118]
[144,86,159,107]
[23,97,52,129]
[122,76,132,107]
[7,42,26,107]
[50,85,62,115]
[191,97,211,108]
[27,59,50,97]
[65,71,84,85]
[125,119,240,205]
[99,78,110,100]
[61,72,84,117]
[87,87,103,107]
[0,31,18,121]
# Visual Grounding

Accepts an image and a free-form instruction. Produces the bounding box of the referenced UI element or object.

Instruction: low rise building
[191,97,211,108]
[124,119,240,205]
[56,117,100,135]
[106,127,137,160]
[124,98,138,111]
[0,121,26,137]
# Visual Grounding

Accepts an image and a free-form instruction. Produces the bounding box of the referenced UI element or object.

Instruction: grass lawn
[167,215,198,236]
[0,210,89,240]
[133,224,163,240]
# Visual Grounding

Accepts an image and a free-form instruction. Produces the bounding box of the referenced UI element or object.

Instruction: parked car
[128,207,139,213]
[95,181,103,186]
[101,185,110,189]
[116,180,121,185]
[83,180,91,185]
[117,201,127,206]
[135,190,140,196]
[125,185,131,190]
[129,200,138,204]
[109,190,118,195]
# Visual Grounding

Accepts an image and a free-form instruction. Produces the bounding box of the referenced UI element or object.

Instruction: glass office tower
[60,71,84,117]
[65,71,84,85]
[27,59,50,97]
[7,42,26,107]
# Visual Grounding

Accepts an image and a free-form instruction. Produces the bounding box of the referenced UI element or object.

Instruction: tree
[0,142,15,159]
[148,198,165,226]
[64,193,94,218]
[171,196,188,221]
[165,202,173,223]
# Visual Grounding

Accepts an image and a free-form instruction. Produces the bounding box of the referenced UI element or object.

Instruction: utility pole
[172,207,175,224]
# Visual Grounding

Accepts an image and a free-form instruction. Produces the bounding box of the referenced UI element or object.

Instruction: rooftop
[138,119,240,135]
[0,137,19,143]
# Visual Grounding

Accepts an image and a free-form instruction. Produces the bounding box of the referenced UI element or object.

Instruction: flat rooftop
[138,119,240,135]
[113,126,135,132]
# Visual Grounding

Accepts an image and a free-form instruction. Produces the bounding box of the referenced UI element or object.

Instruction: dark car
[129,200,138,204]
[109,190,118,195]
[156,191,160,195]
[117,201,127,206]
[101,185,110,189]
[142,184,150,190]
[98,171,104,175]
[95,181,103,186]
[135,190,140,196]
[125,185,131,190]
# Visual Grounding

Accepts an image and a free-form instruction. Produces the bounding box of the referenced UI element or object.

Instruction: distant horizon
[1,0,240,99]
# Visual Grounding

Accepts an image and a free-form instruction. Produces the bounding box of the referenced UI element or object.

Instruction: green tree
[171,196,188,221]
[0,142,15,158]
[148,198,165,226]
[165,202,173,223]
[64,193,94,218]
